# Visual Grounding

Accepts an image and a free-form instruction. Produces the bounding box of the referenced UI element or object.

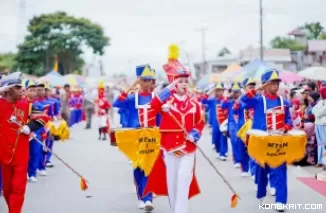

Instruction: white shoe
[46,162,54,167]
[275,202,285,212]
[27,174,30,180]
[144,201,154,212]
[153,193,157,198]
[234,163,241,168]
[216,153,220,159]
[241,172,251,177]
[38,170,47,176]
[138,201,145,209]
[29,176,38,182]
[225,153,228,157]
[269,187,276,196]
[219,156,227,161]
[251,175,255,180]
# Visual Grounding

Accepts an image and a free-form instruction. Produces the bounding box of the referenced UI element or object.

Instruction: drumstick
[167,111,241,200]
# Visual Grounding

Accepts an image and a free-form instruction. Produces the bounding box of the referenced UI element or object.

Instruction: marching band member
[221,82,242,167]
[240,70,292,212]
[95,82,111,141]
[202,83,228,160]
[233,78,256,177]
[23,80,44,182]
[145,44,205,213]
[0,72,49,213]
[113,64,157,211]
[33,82,53,176]
[44,83,60,168]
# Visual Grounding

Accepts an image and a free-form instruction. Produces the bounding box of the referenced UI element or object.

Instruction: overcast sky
[0,0,325,76]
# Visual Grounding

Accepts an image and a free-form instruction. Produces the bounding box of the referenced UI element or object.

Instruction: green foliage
[301,22,324,40]
[270,36,306,51]
[0,53,16,72]
[15,11,109,76]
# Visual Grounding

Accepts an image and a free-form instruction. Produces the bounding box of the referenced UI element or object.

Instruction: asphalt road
[1,115,325,213]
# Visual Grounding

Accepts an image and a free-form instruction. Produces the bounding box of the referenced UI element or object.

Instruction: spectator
[312,86,326,167]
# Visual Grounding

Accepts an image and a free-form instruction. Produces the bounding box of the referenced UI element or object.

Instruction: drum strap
[135,92,155,127]
[262,95,284,113]
[262,95,284,131]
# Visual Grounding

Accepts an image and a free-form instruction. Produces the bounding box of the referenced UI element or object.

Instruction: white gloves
[21,125,31,135]
[167,78,180,90]
[162,103,171,112]
[187,134,195,143]
[42,142,48,152]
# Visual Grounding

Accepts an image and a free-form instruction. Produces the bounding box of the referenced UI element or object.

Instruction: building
[239,46,294,70]
[192,54,239,78]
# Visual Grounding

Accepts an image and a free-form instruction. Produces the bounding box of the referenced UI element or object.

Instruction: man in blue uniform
[221,82,242,167]
[113,64,158,212]
[44,83,60,168]
[240,70,292,212]
[233,78,256,177]
[201,83,228,160]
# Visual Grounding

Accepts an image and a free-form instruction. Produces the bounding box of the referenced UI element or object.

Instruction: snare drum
[245,129,269,145]
[287,129,306,136]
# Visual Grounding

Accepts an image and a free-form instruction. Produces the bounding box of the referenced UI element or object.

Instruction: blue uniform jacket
[240,94,292,131]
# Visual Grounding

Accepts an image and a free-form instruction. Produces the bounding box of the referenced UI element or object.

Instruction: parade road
[1,115,325,213]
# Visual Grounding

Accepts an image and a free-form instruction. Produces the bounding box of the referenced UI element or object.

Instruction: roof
[194,55,239,66]
[288,28,306,36]
[239,48,292,62]
[308,40,326,52]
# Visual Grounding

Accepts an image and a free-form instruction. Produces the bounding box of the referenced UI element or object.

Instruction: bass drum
[245,129,269,145]
[287,129,306,136]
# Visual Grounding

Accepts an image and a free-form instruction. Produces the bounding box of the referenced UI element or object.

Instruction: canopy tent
[38,70,67,87]
[297,67,326,81]
[64,74,86,87]
[218,63,242,81]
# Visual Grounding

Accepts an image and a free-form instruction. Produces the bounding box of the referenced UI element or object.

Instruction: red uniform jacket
[0,98,48,165]
[151,94,205,154]
[143,93,204,199]
[94,97,111,116]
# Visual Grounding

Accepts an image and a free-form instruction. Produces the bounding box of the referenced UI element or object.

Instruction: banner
[115,128,161,176]
[247,134,307,168]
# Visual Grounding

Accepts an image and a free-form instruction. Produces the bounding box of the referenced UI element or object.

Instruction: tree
[0,53,16,72]
[15,11,109,76]
[217,47,231,57]
[301,22,324,40]
[270,36,306,51]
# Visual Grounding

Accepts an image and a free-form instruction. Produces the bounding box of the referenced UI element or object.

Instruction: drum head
[247,129,269,136]
[287,130,306,136]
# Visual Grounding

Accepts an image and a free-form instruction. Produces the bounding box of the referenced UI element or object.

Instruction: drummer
[233,78,256,177]
[112,64,158,212]
[240,69,292,212]
[201,83,228,160]
[221,82,242,168]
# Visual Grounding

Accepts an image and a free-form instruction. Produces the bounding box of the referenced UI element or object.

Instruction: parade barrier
[9,118,88,191]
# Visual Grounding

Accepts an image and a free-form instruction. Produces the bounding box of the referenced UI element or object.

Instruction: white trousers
[163,151,195,213]
[98,115,108,128]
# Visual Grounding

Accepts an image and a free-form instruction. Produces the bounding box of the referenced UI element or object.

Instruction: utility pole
[99,59,104,76]
[195,28,208,78]
[18,0,27,45]
[259,0,264,60]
